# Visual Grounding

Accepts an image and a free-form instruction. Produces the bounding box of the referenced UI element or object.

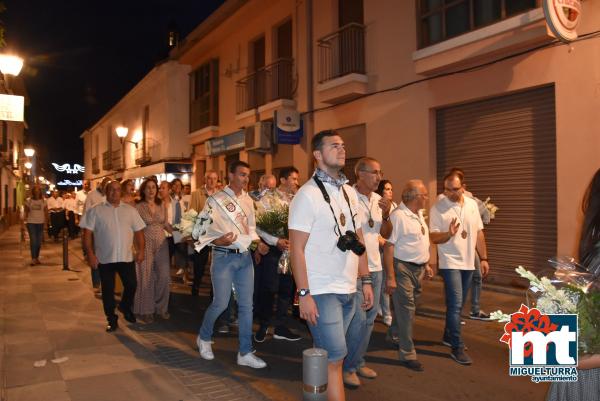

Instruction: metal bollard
[303,348,328,401]
[62,227,69,271]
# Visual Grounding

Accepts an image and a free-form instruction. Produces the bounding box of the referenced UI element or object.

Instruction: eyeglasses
[444,187,463,193]
[363,169,384,177]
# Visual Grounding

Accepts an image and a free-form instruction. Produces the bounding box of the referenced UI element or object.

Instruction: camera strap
[313,176,357,235]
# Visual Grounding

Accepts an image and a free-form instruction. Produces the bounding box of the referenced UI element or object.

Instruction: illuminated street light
[38,176,45,182]
[0,55,24,76]
[116,126,138,148]
[24,147,35,157]
[24,161,32,169]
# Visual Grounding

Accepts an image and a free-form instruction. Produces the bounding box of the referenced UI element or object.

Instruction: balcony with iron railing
[316,23,368,104]
[236,58,294,115]
[135,137,159,166]
[111,149,123,171]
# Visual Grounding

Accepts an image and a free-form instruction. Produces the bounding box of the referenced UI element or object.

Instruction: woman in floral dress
[134,179,172,322]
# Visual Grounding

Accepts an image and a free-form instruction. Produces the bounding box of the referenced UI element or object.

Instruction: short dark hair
[138,178,162,205]
[311,129,339,151]
[448,167,465,182]
[229,160,250,174]
[278,166,299,181]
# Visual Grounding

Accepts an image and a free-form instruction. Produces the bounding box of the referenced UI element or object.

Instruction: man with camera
[289,130,373,401]
[341,157,392,387]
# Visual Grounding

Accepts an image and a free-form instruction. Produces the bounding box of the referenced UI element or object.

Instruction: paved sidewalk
[0,225,271,401]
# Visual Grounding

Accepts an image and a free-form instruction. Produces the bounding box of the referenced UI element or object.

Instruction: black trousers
[254,246,295,328]
[98,262,137,320]
[49,212,65,238]
[191,246,211,294]
[66,211,78,237]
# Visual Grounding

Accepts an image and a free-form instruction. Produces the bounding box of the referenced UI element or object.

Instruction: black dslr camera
[337,231,366,256]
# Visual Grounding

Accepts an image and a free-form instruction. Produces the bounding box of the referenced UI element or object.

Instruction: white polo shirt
[79,201,146,264]
[429,195,483,270]
[63,197,77,213]
[386,202,429,264]
[83,189,104,215]
[355,188,383,272]
[289,178,363,295]
[47,196,64,211]
[75,190,88,215]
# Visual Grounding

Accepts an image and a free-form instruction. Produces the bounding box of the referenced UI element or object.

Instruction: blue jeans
[26,223,43,259]
[308,293,356,362]
[470,254,482,314]
[380,265,392,318]
[199,250,254,354]
[440,269,474,350]
[343,271,382,372]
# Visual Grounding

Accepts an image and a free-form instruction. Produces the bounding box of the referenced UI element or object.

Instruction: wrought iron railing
[317,23,365,84]
[111,149,123,171]
[236,58,294,114]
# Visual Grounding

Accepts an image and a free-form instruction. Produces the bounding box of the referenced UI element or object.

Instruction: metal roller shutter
[436,85,556,286]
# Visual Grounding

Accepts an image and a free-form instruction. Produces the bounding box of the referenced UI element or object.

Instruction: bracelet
[360,274,373,285]
[480,258,488,262]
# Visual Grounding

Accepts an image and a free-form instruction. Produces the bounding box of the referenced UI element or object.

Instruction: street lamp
[0,54,24,76]
[24,147,35,157]
[116,126,138,148]
[24,161,32,169]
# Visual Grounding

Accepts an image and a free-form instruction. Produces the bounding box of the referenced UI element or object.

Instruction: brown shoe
[357,366,377,379]
[342,371,361,388]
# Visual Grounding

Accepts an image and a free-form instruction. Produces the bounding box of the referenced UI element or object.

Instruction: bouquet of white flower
[173,208,213,240]
[483,197,499,220]
[492,258,600,354]
[255,190,292,274]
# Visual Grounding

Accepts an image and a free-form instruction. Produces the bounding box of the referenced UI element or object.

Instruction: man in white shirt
[82,176,110,289]
[342,157,392,387]
[63,192,78,239]
[80,180,146,332]
[253,167,301,343]
[75,180,91,217]
[47,190,65,242]
[429,173,490,365]
[195,161,269,369]
[289,130,373,401]
[384,179,432,372]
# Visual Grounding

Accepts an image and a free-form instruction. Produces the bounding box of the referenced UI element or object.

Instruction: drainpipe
[305,0,314,177]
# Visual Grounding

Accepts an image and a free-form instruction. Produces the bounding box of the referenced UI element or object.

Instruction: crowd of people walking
[22,128,600,401]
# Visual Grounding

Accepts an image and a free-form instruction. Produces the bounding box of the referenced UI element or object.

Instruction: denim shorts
[308,293,356,362]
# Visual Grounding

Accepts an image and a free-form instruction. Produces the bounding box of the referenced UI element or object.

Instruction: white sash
[211,190,249,235]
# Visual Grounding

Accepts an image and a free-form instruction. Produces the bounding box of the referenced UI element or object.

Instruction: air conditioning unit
[245,122,272,151]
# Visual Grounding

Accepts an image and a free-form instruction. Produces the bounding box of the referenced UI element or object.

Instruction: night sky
[3,0,224,176]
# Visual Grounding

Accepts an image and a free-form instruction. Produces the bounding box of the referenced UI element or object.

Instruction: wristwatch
[298,288,310,297]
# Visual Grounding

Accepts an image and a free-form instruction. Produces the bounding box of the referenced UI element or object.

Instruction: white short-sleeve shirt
[79,201,146,264]
[355,189,383,272]
[288,178,362,295]
[387,202,430,264]
[429,195,483,270]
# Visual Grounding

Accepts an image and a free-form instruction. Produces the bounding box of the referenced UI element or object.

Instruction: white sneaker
[383,315,393,327]
[176,268,184,276]
[197,336,214,360]
[237,351,267,369]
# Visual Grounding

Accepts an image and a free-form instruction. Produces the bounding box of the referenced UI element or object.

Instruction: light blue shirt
[79,201,146,264]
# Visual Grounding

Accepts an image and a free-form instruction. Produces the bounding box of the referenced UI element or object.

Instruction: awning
[122,161,193,180]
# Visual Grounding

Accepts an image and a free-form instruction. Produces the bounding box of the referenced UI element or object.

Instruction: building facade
[81,60,192,188]
[84,0,598,284]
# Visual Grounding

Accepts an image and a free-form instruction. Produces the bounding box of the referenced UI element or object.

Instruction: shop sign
[205,130,245,156]
[274,109,303,145]
[543,0,582,42]
[0,94,24,122]
[57,179,83,186]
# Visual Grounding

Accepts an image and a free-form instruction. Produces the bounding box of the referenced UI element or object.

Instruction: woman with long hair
[134,179,172,322]
[24,185,47,265]
[546,169,600,400]
[121,179,137,206]
[376,179,398,327]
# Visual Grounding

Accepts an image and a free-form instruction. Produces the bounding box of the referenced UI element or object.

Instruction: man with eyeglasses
[384,179,432,372]
[341,157,392,387]
[289,130,373,401]
[429,173,490,365]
